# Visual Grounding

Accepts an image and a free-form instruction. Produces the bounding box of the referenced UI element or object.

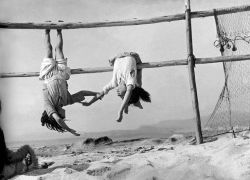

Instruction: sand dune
[9,133,250,180]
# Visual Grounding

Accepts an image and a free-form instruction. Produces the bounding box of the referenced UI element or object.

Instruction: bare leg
[44,30,53,58]
[55,29,64,59]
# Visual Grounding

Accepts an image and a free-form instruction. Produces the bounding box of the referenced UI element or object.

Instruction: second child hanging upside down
[81,52,151,122]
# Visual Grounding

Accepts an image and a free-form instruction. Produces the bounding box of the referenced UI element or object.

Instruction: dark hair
[41,111,66,133]
[128,87,151,105]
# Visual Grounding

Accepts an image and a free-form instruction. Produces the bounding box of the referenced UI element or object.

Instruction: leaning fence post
[185,0,203,144]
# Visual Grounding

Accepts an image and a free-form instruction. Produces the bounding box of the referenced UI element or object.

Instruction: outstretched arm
[116,85,133,122]
[71,90,99,104]
[80,90,99,96]
[52,113,80,136]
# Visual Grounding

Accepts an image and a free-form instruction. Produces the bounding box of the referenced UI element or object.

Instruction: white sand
[10,133,250,180]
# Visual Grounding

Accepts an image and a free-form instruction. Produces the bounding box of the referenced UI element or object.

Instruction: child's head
[128,87,151,106]
[41,111,66,133]
[116,82,127,98]
[117,83,151,107]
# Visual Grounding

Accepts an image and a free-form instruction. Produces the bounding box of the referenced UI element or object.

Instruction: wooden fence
[1,1,250,144]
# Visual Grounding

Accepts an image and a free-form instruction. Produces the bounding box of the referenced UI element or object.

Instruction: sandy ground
[9,132,250,180]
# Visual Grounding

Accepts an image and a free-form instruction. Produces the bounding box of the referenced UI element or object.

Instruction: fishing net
[204,9,250,137]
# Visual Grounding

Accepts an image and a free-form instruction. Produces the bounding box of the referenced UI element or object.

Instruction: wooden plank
[1,55,250,78]
[0,5,249,29]
[195,54,250,64]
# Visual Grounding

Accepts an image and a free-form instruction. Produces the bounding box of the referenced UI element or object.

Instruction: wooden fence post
[185,0,203,144]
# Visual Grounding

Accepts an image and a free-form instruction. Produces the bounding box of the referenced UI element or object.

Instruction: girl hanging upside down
[40,29,99,136]
[81,52,151,122]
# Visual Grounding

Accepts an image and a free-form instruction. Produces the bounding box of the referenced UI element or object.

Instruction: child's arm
[71,90,99,104]
[52,113,80,136]
[116,85,133,122]
[80,90,99,96]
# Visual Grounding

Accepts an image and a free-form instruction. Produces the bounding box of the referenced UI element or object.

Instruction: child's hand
[69,129,80,136]
[96,92,104,100]
[56,118,80,136]
[116,111,123,122]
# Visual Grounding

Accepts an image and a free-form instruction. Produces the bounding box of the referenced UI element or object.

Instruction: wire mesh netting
[204,10,250,137]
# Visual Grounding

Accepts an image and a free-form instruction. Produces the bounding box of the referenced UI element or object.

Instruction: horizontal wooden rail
[0,5,249,29]
[1,54,250,78]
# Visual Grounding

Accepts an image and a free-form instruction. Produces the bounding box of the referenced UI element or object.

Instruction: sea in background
[6,114,250,149]
[6,130,175,149]
[6,119,197,149]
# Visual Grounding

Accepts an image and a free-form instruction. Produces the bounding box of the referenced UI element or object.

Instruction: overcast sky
[0,0,249,142]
